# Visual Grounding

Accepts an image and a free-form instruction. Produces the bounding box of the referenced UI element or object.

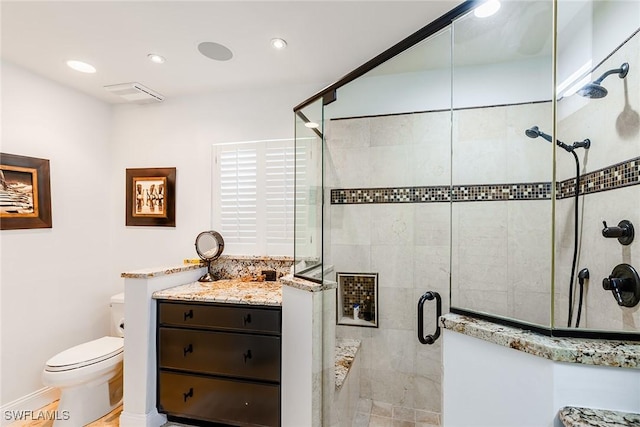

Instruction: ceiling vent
[104,82,164,103]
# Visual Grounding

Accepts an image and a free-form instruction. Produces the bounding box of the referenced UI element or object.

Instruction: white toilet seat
[45,336,123,372]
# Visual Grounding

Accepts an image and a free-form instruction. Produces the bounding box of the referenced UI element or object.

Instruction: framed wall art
[0,153,52,230]
[336,272,378,327]
[125,167,176,227]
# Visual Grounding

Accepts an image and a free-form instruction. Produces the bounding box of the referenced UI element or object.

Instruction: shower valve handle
[602,277,626,305]
[602,264,640,308]
[601,220,634,245]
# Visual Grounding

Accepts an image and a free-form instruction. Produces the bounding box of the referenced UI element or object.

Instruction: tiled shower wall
[325,84,639,412]
[325,111,451,412]
[451,102,553,325]
[554,33,640,331]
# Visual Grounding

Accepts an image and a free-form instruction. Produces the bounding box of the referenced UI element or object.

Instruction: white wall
[1,61,113,405]
[108,82,319,274]
[0,59,324,409]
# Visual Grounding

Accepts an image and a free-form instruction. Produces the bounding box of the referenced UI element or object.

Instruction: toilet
[42,293,125,426]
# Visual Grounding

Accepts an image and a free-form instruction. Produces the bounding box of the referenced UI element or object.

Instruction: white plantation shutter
[219,147,257,244]
[294,143,309,248]
[265,143,295,246]
[213,139,301,255]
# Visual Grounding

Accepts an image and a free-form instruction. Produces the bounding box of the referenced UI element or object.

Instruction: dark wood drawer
[158,371,280,427]
[158,328,280,382]
[158,302,281,334]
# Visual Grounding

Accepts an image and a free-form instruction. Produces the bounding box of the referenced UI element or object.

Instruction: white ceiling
[1,1,465,105]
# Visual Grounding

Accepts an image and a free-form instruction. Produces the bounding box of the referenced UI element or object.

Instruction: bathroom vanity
[153,278,283,426]
[118,257,334,427]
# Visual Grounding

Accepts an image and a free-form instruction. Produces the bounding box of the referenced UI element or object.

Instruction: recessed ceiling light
[198,42,233,61]
[304,122,319,129]
[270,38,287,50]
[474,0,501,18]
[66,60,96,73]
[147,54,166,64]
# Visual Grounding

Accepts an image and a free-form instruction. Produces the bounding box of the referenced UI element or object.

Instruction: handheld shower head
[525,126,552,143]
[577,62,629,99]
[524,126,590,152]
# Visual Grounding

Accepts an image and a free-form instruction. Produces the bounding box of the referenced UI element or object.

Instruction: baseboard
[0,387,60,427]
[119,409,167,427]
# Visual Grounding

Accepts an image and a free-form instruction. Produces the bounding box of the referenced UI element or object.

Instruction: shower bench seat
[335,338,361,390]
[334,339,362,426]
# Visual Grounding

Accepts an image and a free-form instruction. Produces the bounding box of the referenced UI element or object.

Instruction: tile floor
[7,402,122,427]
[10,399,440,427]
[353,399,440,427]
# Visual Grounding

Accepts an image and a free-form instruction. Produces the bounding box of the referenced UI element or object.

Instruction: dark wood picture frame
[126,167,176,227]
[0,153,52,230]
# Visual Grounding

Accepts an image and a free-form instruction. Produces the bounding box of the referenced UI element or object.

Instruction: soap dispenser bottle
[362,295,372,321]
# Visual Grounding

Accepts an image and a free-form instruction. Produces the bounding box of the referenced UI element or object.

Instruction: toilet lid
[45,336,123,372]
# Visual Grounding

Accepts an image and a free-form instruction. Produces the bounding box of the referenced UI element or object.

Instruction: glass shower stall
[293,0,640,424]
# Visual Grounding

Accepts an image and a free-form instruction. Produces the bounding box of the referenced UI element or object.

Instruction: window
[212,139,301,256]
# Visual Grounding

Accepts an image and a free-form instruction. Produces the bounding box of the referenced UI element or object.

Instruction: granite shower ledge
[280,274,337,292]
[559,406,640,427]
[440,313,640,368]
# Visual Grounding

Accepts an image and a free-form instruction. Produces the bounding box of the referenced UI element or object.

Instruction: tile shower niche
[336,272,378,327]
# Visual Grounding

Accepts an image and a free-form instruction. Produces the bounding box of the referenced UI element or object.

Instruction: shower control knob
[601,220,634,245]
[602,264,640,307]
[602,277,626,305]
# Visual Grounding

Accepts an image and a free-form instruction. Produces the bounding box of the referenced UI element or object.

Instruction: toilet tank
[110,293,125,337]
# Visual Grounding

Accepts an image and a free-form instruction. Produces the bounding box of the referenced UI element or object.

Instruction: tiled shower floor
[11,399,440,427]
[353,399,440,427]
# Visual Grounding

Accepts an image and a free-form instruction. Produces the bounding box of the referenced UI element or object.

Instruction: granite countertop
[122,255,294,279]
[441,313,640,368]
[152,277,282,306]
[559,406,640,427]
[121,263,204,279]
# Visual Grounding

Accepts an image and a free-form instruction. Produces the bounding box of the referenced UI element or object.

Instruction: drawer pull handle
[183,387,193,402]
[243,314,252,325]
[184,309,194,321]
[183,344,193,356]
[243,349,252,363]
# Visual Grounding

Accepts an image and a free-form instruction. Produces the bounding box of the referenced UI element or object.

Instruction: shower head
[577,62,629,99]
[524,126,588,152]
[578,82,608,99]
[525,126,552,143]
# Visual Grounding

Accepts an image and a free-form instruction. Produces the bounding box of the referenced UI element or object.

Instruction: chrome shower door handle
[418,291,442,345]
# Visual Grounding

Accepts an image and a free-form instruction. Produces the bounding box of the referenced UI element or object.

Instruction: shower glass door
[554,0,640,333]
[321,27,453,425]
[449,1,555,328]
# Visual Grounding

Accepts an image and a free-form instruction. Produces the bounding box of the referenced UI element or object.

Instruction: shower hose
[567,150,583,328]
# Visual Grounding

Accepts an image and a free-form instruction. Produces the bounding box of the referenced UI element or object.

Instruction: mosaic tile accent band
[331,157,639,204]
[556,156,640,199]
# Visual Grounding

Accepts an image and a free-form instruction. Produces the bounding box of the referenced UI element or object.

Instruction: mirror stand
[194,230,225,283]
[199,259,217,282]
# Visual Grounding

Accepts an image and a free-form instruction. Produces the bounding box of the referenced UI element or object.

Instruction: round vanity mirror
[195,231,224,282]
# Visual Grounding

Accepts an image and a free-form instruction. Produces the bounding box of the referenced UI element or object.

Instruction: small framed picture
[336,272,378,327]
[0,153,52,230]
[125,167,176,227]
